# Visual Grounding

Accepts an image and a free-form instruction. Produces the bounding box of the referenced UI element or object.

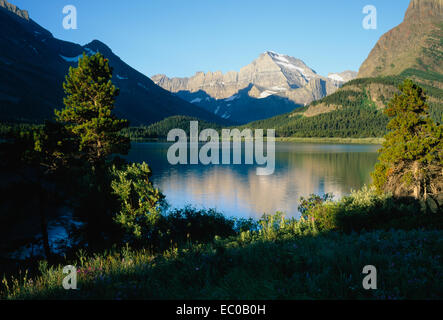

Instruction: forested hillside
[242,69,442,138]
[123,116,223,139]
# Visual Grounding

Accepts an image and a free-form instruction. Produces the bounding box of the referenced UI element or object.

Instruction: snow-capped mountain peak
[263,51,319,88]
[328,70,358,83]
[151,51,357,124]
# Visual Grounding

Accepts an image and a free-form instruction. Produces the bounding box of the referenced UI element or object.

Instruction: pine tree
[55,53,130,166]
[54,53,132,245]
[372,79,442,211]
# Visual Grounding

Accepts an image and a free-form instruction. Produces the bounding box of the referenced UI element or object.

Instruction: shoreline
[130,137,385,145]
[273,137,384,144]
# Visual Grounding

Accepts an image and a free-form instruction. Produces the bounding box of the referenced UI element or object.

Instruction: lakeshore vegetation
[0,54,442,300]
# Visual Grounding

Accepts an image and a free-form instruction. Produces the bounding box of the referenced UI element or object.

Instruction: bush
[334,187,423,232]
[155,207,237,249]
[110,162,166,243]
[302,187,443,233]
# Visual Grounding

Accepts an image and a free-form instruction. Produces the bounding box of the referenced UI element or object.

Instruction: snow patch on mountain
[259,90,277,99]
[59,48,99,63]
[190,97,202,104]
[225,94,239,102]
[221,112,231,119]
[59,54,82,63]
[137,82,149,91]
[84,47,97,55]
[328,74,345,82]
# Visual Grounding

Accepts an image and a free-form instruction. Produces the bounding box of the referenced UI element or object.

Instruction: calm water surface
[127,142,381,219]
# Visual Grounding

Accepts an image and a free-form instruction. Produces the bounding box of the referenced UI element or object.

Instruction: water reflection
[127,142,380,219]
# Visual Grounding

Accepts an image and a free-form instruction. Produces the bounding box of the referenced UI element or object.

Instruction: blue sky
[13,0,410,77]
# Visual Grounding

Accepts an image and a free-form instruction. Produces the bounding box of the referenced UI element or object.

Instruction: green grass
[2,186,442,300]
[2,214,442,300]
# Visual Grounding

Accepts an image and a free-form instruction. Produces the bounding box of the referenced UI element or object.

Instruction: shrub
[155,207,237,249]
[302,187,442,233]
[110,162,166,243]
[333,187,422,233]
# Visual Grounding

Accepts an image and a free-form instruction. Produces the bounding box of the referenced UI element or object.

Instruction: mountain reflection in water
[127,142,380,219]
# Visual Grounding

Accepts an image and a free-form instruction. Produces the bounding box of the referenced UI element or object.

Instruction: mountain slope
[152,52,356,124]
[244,0,443,137]
[0,1,228,125]
[358,0,443,78]
[245,69,443,138]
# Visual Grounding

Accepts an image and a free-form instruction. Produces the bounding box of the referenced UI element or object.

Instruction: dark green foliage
[246,105,388,138]
[298,193,334,220]
[371,80,442,208]
[0,123,41,139]
[299,187,443,233]
[154,207,238,249]
[0,53,136,259]
[3,222,443,300]
[110,162,166,242]
[55,53,130,165]
[0,120,80,260]
[280,106,388,138]
[335,197,442,233]
[123,115,222,140]
[310,89,372,108]
[242,69,442,138]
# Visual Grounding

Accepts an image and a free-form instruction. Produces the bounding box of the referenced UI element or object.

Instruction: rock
[151,51,356,123]
[0,0,29,20]
[358,0,443,78]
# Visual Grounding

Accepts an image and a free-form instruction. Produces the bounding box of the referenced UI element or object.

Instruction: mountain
[358,0,443,78]
[328,71,358,83]
[0,0,228,125]
[243,0,443,137]
[152,51,356,124]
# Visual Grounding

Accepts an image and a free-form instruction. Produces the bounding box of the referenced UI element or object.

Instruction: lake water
[127,142,381,220]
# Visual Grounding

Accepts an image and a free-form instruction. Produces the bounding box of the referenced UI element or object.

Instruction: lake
[127,142,381,220]
[3,141,381,260]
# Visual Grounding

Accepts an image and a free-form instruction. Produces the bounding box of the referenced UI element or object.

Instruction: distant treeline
[244,68,443,138]
[0,122,41,139]
[263,106,389,138]
[3,69,441,141]
[122,115,223,140]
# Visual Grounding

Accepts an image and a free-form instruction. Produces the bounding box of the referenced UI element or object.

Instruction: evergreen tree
[372,79,442,211]
[54,53,132,246]
[0,121,76,260]
[55,53,130,166]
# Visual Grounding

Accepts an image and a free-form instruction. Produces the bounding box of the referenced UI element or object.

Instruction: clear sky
[12,0,410,77]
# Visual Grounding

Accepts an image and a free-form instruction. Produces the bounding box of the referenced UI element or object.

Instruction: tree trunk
[412,161,421,200]
[39,188,51,261]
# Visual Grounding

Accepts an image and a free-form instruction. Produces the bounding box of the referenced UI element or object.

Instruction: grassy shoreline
[130,137,385,145]
[2,226,441,300]
[2,188,442,300]
[274,137,384,144]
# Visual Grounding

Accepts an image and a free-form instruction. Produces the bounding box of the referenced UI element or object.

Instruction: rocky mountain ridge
[243,0,442,137]
[0,0,29,20]
[358,0,443,78]
[152,51,356,123]
[0,0,227,125]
